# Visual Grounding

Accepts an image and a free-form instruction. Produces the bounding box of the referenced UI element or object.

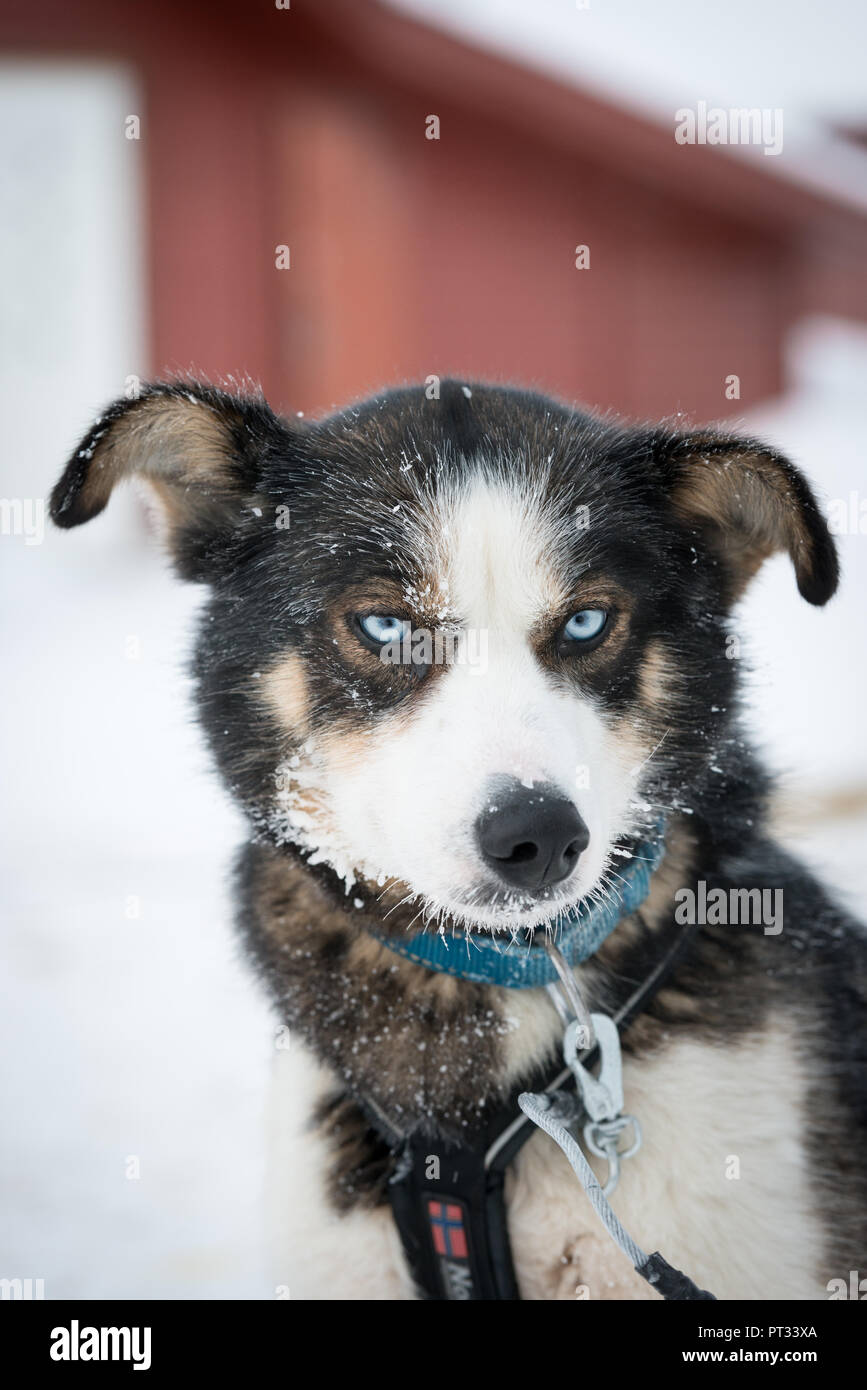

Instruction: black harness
[379,1058,570,1300]
[361,919,715,1301]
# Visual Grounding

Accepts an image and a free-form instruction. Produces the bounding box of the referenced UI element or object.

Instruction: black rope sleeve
[637,1252,717,1300]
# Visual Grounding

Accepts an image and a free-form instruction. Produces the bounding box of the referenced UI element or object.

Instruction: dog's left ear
[51,380,286,581]
[647,428,839,605]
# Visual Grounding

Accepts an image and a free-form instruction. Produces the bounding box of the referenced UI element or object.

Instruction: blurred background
[2,0,867,1298]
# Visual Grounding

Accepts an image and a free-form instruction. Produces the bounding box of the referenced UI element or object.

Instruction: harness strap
[365,917,701,1300]
[388,1133,520,1300]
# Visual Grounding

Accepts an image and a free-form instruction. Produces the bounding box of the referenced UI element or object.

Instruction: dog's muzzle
[475,779,589,890]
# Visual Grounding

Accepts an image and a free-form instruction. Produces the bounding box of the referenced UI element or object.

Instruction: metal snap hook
[583,1115,643,1196]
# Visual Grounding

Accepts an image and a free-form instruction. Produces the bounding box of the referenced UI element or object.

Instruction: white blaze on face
[276,473,649,930]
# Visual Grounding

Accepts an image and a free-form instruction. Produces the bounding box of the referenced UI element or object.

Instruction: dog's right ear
[50,380,286,580]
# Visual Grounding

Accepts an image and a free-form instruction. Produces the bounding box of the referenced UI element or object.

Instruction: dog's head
[52,379,837,932]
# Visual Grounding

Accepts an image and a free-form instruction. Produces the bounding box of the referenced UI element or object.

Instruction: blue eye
[562,608,608,643]
[357,614,409,645]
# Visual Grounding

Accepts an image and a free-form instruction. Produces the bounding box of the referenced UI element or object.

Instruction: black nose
[475,781,590,891]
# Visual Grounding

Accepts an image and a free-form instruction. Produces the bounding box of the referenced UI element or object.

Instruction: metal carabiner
[583,1114,643,1196]
[564,1012,624,1121]
[538,936,642,1197]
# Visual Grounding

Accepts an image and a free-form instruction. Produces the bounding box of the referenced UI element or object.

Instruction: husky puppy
[52,378,866,1300]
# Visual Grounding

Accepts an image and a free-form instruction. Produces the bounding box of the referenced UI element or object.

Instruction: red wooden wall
[4,0,867,423]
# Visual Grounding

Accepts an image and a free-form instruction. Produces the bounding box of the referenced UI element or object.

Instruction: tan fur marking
[672,450,812,596]
[80,396,238,522]
[637,640,673,711]
[259,652,310,739]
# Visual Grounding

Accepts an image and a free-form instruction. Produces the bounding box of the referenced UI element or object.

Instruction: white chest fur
[266,1021,825,1301]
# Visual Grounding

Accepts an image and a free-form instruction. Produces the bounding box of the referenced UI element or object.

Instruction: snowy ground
[1,526,274,1298]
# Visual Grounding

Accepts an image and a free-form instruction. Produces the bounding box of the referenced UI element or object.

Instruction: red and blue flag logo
[427,1198,474,1297]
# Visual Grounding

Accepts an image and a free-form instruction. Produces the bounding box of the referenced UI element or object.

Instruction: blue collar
[366,827,667,989]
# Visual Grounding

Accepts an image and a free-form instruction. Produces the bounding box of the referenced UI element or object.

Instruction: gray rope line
[517,1091,647,1270]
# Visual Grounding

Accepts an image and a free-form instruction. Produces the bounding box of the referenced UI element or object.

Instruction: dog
[51,377,866,1300]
